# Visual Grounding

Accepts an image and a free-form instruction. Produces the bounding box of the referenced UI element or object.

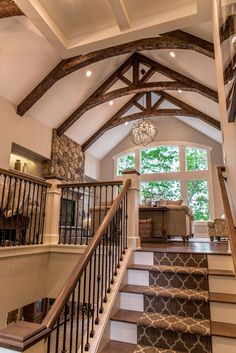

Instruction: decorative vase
[22,163,28,174]
[14,160,21,171]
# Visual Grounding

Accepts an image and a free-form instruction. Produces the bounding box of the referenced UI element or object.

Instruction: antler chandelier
[129,119,158,146]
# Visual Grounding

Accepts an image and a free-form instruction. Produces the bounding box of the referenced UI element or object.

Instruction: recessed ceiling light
[109,100,114,106]
[178,89,183,93]
[169,51,176,58]
[86,70,92,77]
[125,122,129,126]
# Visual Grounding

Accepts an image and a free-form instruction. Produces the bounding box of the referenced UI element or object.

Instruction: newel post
[122,169,141,249]
[43,178,62,244]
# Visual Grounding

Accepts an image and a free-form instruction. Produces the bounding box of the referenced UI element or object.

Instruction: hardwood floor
[140,240,231,254]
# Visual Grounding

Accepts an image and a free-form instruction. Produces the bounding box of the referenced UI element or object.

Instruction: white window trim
[113,141,215,222]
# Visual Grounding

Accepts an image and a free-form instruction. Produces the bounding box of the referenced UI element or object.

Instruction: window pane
[141,146,180,174]
[188,179,210,221]
[141,180,181,203]
[186,147,208,171]
[117,153,135,175]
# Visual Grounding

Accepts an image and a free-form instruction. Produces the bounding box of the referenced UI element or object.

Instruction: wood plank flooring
[140,241,231,255]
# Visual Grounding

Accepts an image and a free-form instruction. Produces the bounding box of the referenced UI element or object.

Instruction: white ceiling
[14,0,212,56]
[0,1,223,160]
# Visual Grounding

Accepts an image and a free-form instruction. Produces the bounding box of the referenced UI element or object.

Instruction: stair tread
[128,264,150,271]
[211,321,236,338]
[208,268,235,276]
[209,292,236,303]
[144,286,209,302]
[99,340,136,353]
[120,284,148,294]
[138,312,210,336]
[121,285,236,303]
[150,265,207,275]
[111,309,142,324]
[134,346,184,353]
[128,264,235,277]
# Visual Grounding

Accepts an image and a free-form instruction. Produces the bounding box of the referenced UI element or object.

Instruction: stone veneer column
[43,178,62,244]
[122,169,141,249]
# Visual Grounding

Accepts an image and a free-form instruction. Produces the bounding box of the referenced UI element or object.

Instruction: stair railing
[0,168,50,247]
[0,178,131,353]
[217,166,236,272]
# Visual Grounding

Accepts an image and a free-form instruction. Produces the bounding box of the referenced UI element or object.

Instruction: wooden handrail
[57,180,123,188]
[0,168,51,187]
[43,178,131,328]
[217,166,236,272]
[0,179,131,351]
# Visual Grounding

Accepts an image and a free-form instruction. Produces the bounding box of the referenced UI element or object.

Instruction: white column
[122,169,140,249]
[43,178,62,245]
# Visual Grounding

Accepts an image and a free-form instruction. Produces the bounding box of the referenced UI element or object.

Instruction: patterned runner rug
[135,252,212,353]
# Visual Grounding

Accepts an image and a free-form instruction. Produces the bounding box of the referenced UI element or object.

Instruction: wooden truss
[17,30,214,116]
[55,52,218,136]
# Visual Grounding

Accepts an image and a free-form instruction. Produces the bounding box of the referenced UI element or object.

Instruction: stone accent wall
[43,130,84,181]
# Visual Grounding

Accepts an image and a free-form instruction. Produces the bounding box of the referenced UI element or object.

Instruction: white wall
[85,151,101,180]
[100,116,224,218]
[0,247,83,329]
[0,96,52,169]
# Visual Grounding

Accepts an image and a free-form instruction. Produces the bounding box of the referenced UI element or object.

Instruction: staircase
[99,249,236,353]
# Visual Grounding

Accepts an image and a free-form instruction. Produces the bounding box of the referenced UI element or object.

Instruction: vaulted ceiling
[0,0,223,159]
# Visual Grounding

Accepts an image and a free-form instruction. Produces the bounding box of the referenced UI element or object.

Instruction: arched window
[114,143,213,222]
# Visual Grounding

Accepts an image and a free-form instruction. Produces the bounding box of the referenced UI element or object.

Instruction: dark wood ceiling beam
[159,91,221,129]
[82,91,220,151]
[57,52,219,136]
[57,80,212,136]
[163,30,215,58]
[0,0,24,18]
[224,53,236,84]
[133,101,145,111]
[152,96,165,109]
[82,93,145,150]
[111,109,198,128]
[220,14,236,43]
[17,31,214,116]
[56,54,135,136]
[136,52,218,102]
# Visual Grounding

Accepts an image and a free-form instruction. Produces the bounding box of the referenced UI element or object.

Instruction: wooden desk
[139,206,169,239]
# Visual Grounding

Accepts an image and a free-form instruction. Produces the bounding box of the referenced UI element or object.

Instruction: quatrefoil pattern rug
[135,252,212,353]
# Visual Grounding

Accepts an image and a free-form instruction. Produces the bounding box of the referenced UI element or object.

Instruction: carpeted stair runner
[134,252,212,353]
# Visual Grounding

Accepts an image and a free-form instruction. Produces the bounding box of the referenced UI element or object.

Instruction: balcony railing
[58,181,123,245]
[0,168,50,246]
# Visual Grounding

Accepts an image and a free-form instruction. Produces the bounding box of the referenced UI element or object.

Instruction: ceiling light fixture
[86,70,92,77]
[178,89,183,93]
[129,119,158,146]
[125,121,129,126]
[109,100,114,106]
[169,51,176,58]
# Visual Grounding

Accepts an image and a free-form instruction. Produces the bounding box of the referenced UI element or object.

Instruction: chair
[207,218,229,241]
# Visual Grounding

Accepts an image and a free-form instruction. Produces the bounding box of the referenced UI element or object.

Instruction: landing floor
[140,240,231,255]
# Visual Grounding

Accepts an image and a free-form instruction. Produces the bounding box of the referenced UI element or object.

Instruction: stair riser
[207,255,233,271]
[137,325,211,353]
[154,252,208,268]
[134,251,153,265]
[120,292,144,312]
[110,322,236,353]
[128,269,149,286]
[110,321,137,344]
[210,302,236,324]
[144,295,210,319]
[150,271,209,291]
[212,336,236,353]
[209,275,236,294]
